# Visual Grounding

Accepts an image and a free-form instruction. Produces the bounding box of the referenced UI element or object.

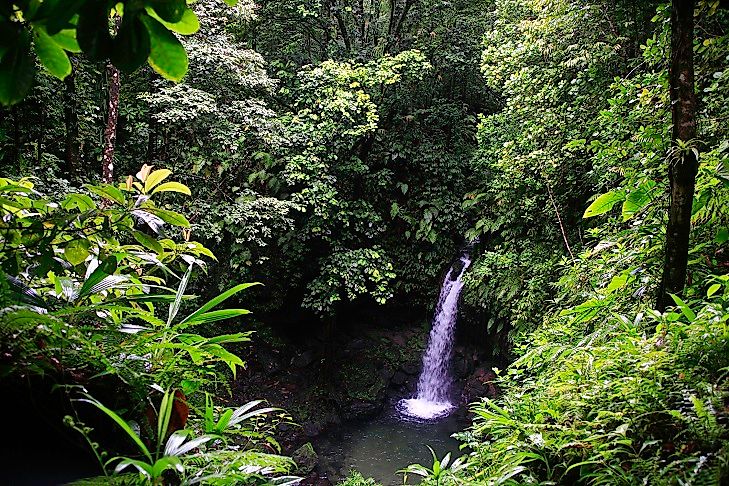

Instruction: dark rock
[453,356,471,379]
[292,350,314,368]
[292,442,319,474]
[402,362,419,375]
[380,366,395,381]
[461,367,498,405]
[349,338,367,351]
[303,421,324,437]
[341,398,383,421]
[391,370,407,386]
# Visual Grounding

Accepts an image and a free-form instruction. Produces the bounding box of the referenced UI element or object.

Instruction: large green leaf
[149,0,187,23]
[583,190,625,218]
[78,396,152,462]
[179,309,252,326]
[179,283,260,326]
[33,26,72,79]
[49,29,81,53]
[133,230,164,254]
[78,256,118,298]
[145,207,191,227]
[86,184,126,205]
[151,181,191,196]
[621,181,658,221]
[65,240,90,265]
[144,169,172,192]
[140,15,188,82]
[146,7,200,35]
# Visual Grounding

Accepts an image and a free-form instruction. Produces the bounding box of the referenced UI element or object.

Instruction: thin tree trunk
[657,0,698,311]
[101,60,121,184]
[12,105,20,173]
[63,60,80,178]
[101,19,121,184]
[36,102,44,168]
[546,182,574,259]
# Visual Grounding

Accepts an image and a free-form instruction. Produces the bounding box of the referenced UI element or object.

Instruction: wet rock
[293,442,319,474]
[391,370,408,386]
[461,367,498,404]
[402,362,419,375]
[292,350,314,368]
[303,421,324,437]
[341,398,383,421]
[453,356,471,379]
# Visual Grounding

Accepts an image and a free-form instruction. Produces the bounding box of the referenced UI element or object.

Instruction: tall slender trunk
[36,102,44,168]
[657,0,698,311]
[101,19,121,184]
[64,60,80,178]
[11,106,20,173]
[101,60,121,184]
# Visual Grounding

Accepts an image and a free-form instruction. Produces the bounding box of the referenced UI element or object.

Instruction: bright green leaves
[33,26,73,79]
[583,182,660,221]
[151,182,192,196]
[0,30,34,106]
[621,181,659,221]
[65,240,90,265]
[583,190,626,218]
[147,7,200,35]
[144,168,172,193]
[148,0,187,23]
[139,15,188,81]
[0,0,210,106]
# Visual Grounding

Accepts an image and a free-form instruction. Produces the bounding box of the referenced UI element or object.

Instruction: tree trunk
[101,60,121,184]
[657,0,698,312]
[63,61,80,178]
[11,105,20,173]
[101,18,122,184]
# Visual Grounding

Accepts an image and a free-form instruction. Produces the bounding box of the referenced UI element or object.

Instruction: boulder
[292,350,314,368]
[341,398,383,421]
[461,367,498,404]
[391,370,408,386]
[292,442,319,475]
[303,421,324,438]
[401,362,419,375]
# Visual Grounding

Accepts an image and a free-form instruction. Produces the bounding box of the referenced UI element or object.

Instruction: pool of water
[316,406,468,485]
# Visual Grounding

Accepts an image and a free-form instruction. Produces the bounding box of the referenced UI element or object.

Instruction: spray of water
[398,253,472,420]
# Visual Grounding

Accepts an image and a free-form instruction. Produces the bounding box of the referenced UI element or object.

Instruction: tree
[657,0,698,311]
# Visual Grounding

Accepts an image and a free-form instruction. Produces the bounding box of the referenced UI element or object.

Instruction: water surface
[316,409,466,485]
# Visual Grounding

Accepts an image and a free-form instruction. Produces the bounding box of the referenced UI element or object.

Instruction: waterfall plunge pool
[315,406,467,485]
[316,249,475,484]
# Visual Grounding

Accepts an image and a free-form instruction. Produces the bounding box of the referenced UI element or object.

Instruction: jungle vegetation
[0,0,728,484]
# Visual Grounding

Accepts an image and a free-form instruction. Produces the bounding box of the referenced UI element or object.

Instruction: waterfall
[398,252,472,420]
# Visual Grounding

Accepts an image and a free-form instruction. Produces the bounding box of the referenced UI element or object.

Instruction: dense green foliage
[2,0,729,484]
[448,0,729,484]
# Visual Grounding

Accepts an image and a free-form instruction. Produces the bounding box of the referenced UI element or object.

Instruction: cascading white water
[398,253,472,420]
